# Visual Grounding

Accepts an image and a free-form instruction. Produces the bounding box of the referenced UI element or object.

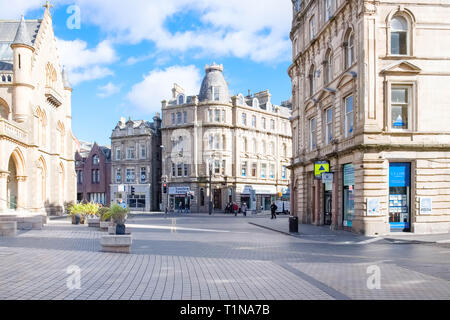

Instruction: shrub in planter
[99,207,111,222]
[109,204,129,235]
[68,203,84,225]
[84,202,100,219]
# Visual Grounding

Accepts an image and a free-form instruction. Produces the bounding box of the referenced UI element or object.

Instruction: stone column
[0,171,8,211]
[16,176,27,209]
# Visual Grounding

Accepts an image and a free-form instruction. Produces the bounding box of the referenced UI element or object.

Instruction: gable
[381,61,421,75]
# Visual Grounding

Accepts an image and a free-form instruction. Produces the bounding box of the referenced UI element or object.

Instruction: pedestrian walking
[270,202,277,219]
[241,203,248,217]
[178,201,182,213]
[233,202,239,216]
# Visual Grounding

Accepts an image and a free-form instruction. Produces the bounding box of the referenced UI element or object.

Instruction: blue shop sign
[389,163,410,187]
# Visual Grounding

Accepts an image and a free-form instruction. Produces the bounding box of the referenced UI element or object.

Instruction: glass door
[389,163,411,232]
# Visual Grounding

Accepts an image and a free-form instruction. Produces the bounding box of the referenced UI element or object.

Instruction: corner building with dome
[161,63,292,213]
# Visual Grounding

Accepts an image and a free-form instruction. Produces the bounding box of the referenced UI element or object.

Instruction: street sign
[322,172,333,184]
[314,161,330,179]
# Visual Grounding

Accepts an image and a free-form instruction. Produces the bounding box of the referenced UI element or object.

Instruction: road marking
[357,237,384,245]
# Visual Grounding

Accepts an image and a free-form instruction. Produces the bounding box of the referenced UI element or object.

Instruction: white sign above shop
[169,187,190,195]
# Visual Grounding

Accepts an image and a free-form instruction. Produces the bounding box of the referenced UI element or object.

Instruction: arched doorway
[7,157,18,210]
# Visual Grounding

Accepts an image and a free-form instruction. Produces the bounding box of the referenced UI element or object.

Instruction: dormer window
[252,98,259,108]
[178,94,185,105]
[212,86,220,101]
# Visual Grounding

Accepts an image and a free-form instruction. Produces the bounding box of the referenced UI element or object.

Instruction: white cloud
[127,65,202,114]
[56,38,118,85]
[97,82,121,98]
[69,0,292,63]
[0,0,43,19]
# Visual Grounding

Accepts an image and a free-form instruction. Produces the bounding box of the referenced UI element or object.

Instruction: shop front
[342,163,355,229]
[389,162,411,232]
[168,186,190,212]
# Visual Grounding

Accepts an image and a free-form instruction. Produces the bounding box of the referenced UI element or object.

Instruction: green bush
[109,204,129,225]
[84,202,100,217]
[99,207,111,221]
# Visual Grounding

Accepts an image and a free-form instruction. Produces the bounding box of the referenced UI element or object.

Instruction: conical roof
[12,16,33,47]
[198,63,230,103]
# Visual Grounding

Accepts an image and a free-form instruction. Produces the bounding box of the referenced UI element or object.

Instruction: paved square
[0,215,449,300]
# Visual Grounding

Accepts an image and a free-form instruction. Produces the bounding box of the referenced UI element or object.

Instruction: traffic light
[131,186,135,196]
[163,184,167,193]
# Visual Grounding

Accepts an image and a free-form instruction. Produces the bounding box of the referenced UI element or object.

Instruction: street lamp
[208,154,216,215]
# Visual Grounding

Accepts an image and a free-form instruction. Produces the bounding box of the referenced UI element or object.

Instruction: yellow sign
[314,161,330,178]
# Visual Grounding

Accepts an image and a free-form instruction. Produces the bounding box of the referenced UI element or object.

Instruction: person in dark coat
[270,202,278,219]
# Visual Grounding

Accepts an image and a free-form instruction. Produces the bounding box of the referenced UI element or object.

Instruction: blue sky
[3,0,293,146]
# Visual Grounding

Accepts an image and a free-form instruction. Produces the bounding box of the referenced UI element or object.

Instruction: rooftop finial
[43,1,53,11]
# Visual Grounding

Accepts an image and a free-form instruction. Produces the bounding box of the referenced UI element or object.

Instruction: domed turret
[198,63,230,103]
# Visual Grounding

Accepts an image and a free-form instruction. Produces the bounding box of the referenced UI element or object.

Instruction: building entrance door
[213,189,222,210]
[389,163,411,232]
[324,190,332,225]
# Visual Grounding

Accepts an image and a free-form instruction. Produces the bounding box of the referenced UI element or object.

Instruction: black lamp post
[208,157,213,215]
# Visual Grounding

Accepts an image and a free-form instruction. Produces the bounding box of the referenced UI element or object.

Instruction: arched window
[178,94,185,105]
[345,31,355,68]
[324,50,333,85]
[308,65,315,97]
[391,16,408,55]
[93,155,99,165]
[252,98,259,108]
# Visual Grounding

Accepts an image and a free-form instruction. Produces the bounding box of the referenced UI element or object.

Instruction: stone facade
[0,7,76,216]
[289,0,450,235]
[161,63,292,213]
[110,116,162,211]
[75,142,111,205]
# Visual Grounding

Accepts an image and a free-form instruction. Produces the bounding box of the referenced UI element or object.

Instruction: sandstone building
[0,5,76,218]
[289,0,450,234]
[110,116,162,211]
[161,63,292,213]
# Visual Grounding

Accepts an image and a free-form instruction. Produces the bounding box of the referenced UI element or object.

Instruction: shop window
[342,163,355,227]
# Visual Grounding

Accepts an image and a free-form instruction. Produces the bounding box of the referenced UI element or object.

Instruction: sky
[1,0,293,146]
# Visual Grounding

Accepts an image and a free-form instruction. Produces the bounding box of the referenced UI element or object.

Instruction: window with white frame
[345,31,355,68]
[251,115,256,128]
[269,164,275,179]
[172,163,176,176]
[270,119,275,130]
[140,144,146,159]
[116,168,121,183]
[212,109,218,122]
[92,154,99,165]
[171,113,175,125]
[251,163,257,177]
[214,160,220,174]
[184,164,189,176]
[176,112,182,124]
[344,95,354,138]
[208,110,213,122]
[214,134,220,149]
[325,107,333,145]
[241,161,247,177]
[116,148,121,161]
[391,85,411,130]
[221,110,226,122]
[127,147,135,160]
[177,163,182,177]
[242,113,247,125]
[262,117,266,129]
[309,15,316,40]
[221,160,226,175]
[261,163,267,178]
[140,167,146,183]
[178,94,185,105]
[212,86,220,101]
[183,111,187,123]
[282,166,287,179]
[310,117,317,150]
[126,168,135,183]
[209,135,213,149]
[391,16,409,55]
[325,0,333,21]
